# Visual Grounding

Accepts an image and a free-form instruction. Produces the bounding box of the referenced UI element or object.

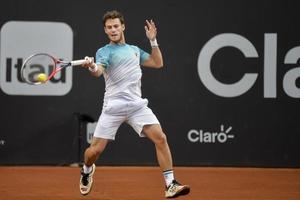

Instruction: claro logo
[0,21,73,96]
[198,33,300,98]
[188,125,234,143]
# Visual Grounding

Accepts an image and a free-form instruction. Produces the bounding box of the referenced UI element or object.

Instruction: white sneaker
[79,164,96,195]
[165,180,190,198]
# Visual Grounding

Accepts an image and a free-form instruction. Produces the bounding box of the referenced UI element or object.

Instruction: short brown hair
[102,10,125,26]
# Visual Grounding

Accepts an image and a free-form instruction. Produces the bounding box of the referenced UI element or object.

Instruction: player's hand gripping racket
[21,53,91,85]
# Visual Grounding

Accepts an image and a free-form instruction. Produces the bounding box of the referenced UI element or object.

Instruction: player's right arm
[82,56,105,77]
[88,47,110,77]
[89,62,105,77]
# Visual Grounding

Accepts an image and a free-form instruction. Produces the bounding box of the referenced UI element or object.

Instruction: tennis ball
[37,73,48,82]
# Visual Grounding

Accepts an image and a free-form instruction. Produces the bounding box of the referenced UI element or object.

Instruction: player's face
[104,18,125,43]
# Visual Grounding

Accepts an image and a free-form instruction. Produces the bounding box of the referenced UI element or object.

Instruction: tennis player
[80,10,190,198]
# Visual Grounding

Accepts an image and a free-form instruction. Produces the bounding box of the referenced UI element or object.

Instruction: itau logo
[0,21,73,96]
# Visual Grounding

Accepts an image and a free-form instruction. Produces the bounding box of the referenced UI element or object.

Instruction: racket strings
[21,54,56,84]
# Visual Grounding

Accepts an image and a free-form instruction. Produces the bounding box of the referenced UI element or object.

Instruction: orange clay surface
[1,166,300,200]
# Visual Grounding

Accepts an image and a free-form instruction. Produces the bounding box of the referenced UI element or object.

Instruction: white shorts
[93,98,160,140]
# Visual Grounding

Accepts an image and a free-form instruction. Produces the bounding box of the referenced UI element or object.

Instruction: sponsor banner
[87,122,97,144]
[0,21,73,96]
[188,125,235,143]
[198,33,300,98]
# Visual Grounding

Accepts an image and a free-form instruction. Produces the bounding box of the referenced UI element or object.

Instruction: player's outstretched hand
[145,20,157,41]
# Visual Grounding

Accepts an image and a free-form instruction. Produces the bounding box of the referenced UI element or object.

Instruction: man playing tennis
[80,10,190,198]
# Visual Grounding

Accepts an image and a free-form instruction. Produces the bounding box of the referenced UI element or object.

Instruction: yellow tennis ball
[37,73,48,82]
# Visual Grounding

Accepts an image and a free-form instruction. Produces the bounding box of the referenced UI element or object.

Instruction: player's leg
[127,100,172,171]
[143,124,190,198]
[84,137,108,166]
[127,99,190,198]
[80,101,125,195]
[142,124,172,171]
[80,137,108,195]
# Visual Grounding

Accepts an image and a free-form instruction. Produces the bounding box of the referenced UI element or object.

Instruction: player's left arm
[142,20,164,69]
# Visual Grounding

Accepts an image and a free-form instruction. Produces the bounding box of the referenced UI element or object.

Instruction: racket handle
[71,59,88,66]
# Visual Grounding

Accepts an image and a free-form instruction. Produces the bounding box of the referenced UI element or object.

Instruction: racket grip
[71,59,88,66]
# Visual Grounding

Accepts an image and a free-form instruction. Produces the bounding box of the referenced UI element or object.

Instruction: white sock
[163,169,174,187]
[83,164,93,174]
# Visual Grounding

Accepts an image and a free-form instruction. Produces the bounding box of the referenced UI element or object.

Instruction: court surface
[1,166,300,200]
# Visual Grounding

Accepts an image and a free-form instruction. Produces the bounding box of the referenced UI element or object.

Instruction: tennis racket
[21,53,91,85]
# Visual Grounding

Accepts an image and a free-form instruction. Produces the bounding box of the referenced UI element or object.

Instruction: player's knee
[154,132,168,145]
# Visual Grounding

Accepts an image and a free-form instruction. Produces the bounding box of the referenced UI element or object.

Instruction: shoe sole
[167,185,190,198]
[80,164,96,195]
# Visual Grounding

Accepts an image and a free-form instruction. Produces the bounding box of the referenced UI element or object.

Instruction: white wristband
[150,38,158,47]
[89,63,98,72]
